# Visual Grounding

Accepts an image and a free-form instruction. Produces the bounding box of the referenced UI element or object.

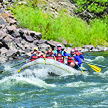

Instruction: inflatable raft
[18,58,86,76]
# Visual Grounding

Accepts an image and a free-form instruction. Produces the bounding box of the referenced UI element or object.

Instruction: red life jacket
[46,52,55,59]
[75,52,82,56]
[67,56,78,65]
[31,55,38,61]
[56,53,64,63]
[30,51,40,61]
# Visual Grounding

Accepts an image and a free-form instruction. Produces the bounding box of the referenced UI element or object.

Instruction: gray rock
[6,25,16,34]
[66,47,71,53]
[38,43,50,53]
[104,47,108,51]
[83,45,94,51]
[91,48,99,52]
[24,35,34,43]
[0,30,7,40]
[29,31,42,40]
[96,45,104,51]
[0,17,7,25]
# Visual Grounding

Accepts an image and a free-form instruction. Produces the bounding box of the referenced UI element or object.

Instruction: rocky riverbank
[0,0,108,64]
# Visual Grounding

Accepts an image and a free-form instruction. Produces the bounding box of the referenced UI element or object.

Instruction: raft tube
[18,58,85,76]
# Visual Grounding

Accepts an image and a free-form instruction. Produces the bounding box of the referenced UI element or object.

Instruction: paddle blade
[18,69,21,72]
[87,63,101,73]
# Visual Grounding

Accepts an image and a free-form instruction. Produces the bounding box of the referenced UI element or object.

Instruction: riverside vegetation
[10,0,108,47]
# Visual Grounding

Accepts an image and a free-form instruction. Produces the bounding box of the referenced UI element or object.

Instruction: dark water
[0,52,108,108]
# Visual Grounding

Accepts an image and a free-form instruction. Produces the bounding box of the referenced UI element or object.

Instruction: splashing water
[0,52,108,107]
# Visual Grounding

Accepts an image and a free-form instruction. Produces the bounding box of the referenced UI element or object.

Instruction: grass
[11,3,108,47]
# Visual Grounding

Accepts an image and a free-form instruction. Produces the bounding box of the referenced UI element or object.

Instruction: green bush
[11,4,108,47]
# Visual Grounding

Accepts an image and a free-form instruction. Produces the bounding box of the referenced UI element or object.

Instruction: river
[0,52,108,108]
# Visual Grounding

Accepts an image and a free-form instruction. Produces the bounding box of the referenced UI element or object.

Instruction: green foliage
[11,4,108,47]
[74,0,108,18]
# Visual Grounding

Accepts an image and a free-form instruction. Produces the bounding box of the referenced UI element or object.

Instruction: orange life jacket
[75,52,82,56]
[67,56,78,65]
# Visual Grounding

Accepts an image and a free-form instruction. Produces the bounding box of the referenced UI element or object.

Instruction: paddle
[85,61,107,68]
[66,52,84,74]
[17,54,34,72]
[11,60,26,68]
[83,62,101,73]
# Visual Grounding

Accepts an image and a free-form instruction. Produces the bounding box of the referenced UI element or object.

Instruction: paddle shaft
[11,60,26,68]
[66,52,84,73]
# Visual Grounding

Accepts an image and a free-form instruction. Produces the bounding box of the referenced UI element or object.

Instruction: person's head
[33,52,37,55]
[57,44,62,51]
[34,47,38,51]
[70,49,75,55]
[48,47,52,52]
[75,48,78,52]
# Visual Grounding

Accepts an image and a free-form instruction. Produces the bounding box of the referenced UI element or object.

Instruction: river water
[0,52,108,108]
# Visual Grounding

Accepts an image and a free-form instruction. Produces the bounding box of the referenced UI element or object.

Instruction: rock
[29,31,42,40]
[0,41,3,48]
[0,30,7,40]
[66,47,71,53]
[0,16,7,25]
[3,34,14,42]
[96,45,104,51]
[24,35,34,43]
[77,47,82,51]
[83,45,94,51]
[9,19,17,25]
[0,3,2,8]
[38,43,50,53]
[0,56,7,63]
[19,29,24,36]
[34,39,46,45]
[6,25,16,34]
[68,43,73,47]
[0,47,8,56]
[104,47,108,51]
[91,48,99,52]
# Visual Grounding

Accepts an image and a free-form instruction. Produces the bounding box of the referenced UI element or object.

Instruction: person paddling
[45,48,55,59]
[74,48,84,61]
[67,49,82,69]
[54,44,68,63]
[28,47,41,62]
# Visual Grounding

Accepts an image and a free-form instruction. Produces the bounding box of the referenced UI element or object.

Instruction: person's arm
[64,51,70,56]
[75,56,82,65]
[79,55,84,60]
